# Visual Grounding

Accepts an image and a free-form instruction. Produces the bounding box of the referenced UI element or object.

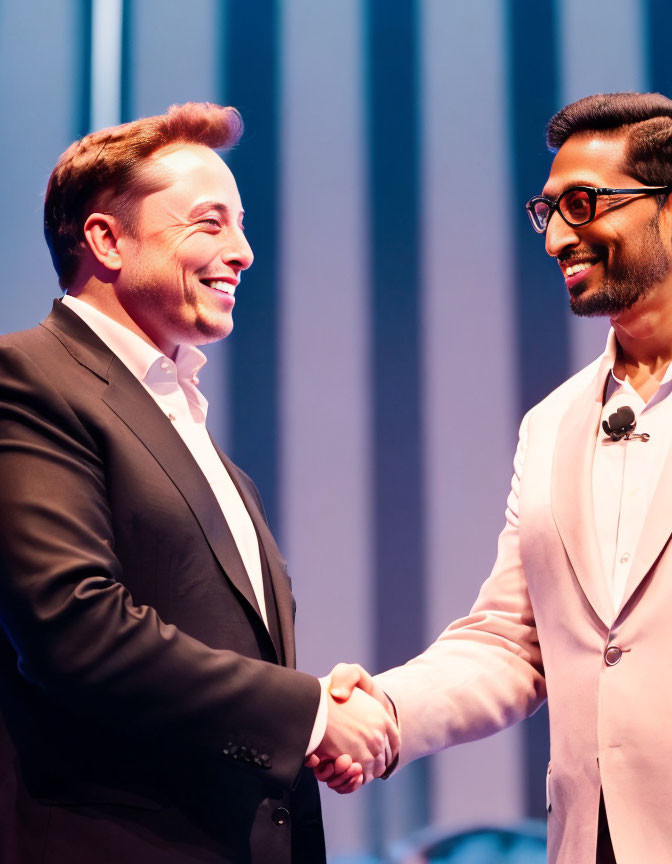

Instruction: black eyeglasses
[525,184,672,233]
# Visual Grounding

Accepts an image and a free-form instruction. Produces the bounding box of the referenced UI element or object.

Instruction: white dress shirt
[61,295,327,753]
[593,329,672,614]
[62,293,269,627]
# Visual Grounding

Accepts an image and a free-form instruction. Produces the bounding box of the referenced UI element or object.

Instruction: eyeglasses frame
[525,184,672,234]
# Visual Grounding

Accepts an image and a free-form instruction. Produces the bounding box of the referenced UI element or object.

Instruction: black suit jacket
[0,301,325,863]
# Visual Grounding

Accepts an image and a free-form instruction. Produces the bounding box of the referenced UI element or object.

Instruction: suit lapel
[102,366,270,626]
[213,443,296,668]
[551,357,614,628]
[42,303,267,628]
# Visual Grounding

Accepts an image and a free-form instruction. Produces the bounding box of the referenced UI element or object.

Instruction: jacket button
[272,807,290,827]
[605,646,622,666]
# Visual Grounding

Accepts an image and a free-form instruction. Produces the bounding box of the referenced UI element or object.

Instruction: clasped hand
[305,663,399,794]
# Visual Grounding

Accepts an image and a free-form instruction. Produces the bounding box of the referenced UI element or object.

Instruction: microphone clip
[602,406,650,442]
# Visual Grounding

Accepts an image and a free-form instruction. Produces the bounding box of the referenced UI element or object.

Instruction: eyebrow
[187,201,245,219]
[541,180,601,199]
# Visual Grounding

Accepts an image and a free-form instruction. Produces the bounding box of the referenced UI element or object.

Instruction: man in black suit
[0,103,397,863]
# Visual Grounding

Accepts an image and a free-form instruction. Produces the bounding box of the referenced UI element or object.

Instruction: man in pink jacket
[315,91,672,864]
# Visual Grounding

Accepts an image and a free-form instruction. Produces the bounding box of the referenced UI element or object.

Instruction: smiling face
[113,143,253,356]
[543,132,672,318]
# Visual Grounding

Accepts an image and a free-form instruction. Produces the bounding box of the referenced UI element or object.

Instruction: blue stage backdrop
[0,0,664,859]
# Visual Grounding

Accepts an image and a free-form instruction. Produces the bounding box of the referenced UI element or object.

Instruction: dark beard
[569,218,671,317]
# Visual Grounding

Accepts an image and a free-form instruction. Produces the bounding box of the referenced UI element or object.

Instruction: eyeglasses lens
[559,188,593,226]
[531,201,550,231]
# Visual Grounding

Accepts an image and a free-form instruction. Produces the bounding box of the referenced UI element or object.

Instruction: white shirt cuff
[304,676,330,756]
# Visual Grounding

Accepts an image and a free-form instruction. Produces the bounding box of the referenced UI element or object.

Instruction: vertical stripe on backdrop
[279,2,373,856]
[645,0,672,96]
[91,0,123,129]
[77,0,92,136]
[421,0,523,830]
[120,0,133,123]
[222,0,281,532]
[506,0,562,820]
[365,0,429,853]
[559,0,645,373]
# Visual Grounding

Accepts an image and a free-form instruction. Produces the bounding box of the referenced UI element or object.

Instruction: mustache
[557,246,603,263]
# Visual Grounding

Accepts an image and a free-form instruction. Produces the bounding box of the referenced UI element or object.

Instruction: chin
[192,315,234,344]
[568,285,611,317]
[569,289,642,318]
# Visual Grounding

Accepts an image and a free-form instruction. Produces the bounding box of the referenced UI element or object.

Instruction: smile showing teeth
[564,261,594,277]
[203,279,236,296]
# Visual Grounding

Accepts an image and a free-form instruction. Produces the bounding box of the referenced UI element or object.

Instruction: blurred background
[1,0,670,860]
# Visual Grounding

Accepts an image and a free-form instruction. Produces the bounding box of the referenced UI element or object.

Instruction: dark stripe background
[365,0,429,851]
[507,0,563,820]
[77,0,92,137]
[120,0,133,124]
[223,0,282,532]
[646,0,672,94]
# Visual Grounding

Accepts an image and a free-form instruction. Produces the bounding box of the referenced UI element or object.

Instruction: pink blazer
[377,349,672,864]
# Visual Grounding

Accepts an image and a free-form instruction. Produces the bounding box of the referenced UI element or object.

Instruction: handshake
[305,663,400,795]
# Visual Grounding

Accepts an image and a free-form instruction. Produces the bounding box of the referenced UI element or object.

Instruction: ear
[83,212,124,272]
[659,190,672,230]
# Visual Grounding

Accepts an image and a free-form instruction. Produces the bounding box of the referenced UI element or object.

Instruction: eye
[199,218,221,228]
[560,189,592,221]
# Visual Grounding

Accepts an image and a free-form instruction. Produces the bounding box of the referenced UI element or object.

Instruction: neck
[66,276,177,358]
[610,291,672,398]
[611,279,672,366]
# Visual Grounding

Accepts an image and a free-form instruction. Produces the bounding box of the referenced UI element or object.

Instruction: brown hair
[44,102,243,287]
[546,92,672,190]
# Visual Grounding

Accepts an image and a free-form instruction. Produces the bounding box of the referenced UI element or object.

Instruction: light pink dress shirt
[593,329,672,615]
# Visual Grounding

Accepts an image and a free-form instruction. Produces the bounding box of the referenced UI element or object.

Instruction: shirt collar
[602,328,618,370]
[603,326,672,388]
[60,294,207,387]
[602,326,672,413]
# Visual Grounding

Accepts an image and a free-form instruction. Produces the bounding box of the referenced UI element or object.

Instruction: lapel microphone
[602,405,650,442]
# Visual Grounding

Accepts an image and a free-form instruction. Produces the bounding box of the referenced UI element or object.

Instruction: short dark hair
[44,102,243,288]
[546,91,672,190]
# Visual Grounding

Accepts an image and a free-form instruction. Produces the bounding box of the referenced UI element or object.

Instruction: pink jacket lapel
[551,355,614,628]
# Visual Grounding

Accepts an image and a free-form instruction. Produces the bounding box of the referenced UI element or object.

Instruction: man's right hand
[307,663,400,793]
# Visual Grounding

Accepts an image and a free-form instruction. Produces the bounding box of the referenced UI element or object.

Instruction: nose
[226,228,254,273]
[544,210,581,259]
